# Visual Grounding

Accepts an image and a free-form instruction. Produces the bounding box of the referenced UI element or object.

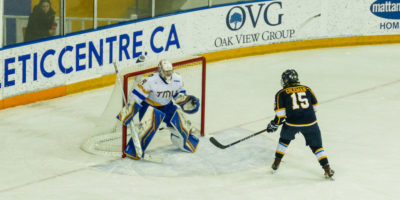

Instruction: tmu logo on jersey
[226,1,283,31]
[157,90,178,98]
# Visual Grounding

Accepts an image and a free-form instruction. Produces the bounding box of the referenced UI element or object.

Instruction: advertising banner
[0,0,399,101]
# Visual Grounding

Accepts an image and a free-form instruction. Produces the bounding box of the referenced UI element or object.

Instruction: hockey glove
[177,95,200,114]
[267,120,279,133]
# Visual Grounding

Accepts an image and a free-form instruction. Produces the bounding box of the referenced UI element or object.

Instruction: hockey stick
[113,61,163,163]
[209,128,268,149]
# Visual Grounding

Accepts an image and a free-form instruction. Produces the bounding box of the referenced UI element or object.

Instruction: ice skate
[323,164,335,180]
[270,158,281,174]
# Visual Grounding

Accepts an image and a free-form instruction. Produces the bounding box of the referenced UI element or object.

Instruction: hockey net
[81,56,206,157]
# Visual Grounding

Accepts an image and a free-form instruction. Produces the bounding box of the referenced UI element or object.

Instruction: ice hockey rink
[1,43,400,200]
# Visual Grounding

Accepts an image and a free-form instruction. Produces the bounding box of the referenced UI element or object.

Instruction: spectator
[24,0,56,42]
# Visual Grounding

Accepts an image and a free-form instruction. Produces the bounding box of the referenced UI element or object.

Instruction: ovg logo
[226,2,283,31]
[370,0,400,19]
[226,6,246,31]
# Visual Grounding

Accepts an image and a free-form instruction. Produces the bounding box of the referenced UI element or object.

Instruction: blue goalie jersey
[273,85,318,127]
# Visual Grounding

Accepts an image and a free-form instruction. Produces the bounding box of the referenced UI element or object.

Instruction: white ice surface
[1,44,400,200]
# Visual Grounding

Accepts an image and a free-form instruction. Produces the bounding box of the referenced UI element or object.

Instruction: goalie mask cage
[81,56,206,158]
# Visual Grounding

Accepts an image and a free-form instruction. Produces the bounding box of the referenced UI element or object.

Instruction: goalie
[117,59,200,160]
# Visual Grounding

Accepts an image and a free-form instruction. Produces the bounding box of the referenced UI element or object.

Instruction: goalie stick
[209,128,268,149]
[113,60,163,163]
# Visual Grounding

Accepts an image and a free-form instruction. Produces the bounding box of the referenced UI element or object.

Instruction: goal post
[81,56,206,158]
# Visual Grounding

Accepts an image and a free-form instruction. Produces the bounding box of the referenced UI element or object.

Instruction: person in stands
[25,0,56,42]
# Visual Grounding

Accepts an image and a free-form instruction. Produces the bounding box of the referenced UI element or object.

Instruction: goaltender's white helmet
[158,59,173,83]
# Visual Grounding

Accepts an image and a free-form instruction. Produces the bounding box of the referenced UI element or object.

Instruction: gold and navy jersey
[273,85,319,127]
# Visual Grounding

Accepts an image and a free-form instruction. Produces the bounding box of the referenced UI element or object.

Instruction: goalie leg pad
[170,110,199,152]
[124,138,140,160]
[117,102,142,126]
[137,106,166,152]
[153,101,178,127]
[170,130,199,153]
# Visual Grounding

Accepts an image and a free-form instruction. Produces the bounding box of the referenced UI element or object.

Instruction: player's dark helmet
[281,69,300,88]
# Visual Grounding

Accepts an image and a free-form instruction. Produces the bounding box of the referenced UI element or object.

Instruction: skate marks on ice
[96,128,275,176]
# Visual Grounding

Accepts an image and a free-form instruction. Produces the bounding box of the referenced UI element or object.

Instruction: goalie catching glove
[175,94,200,114]
[267,120,279,133]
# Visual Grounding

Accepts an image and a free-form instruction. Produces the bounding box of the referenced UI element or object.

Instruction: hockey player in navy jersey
[266,69,334,179]
[117,59,200,160]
